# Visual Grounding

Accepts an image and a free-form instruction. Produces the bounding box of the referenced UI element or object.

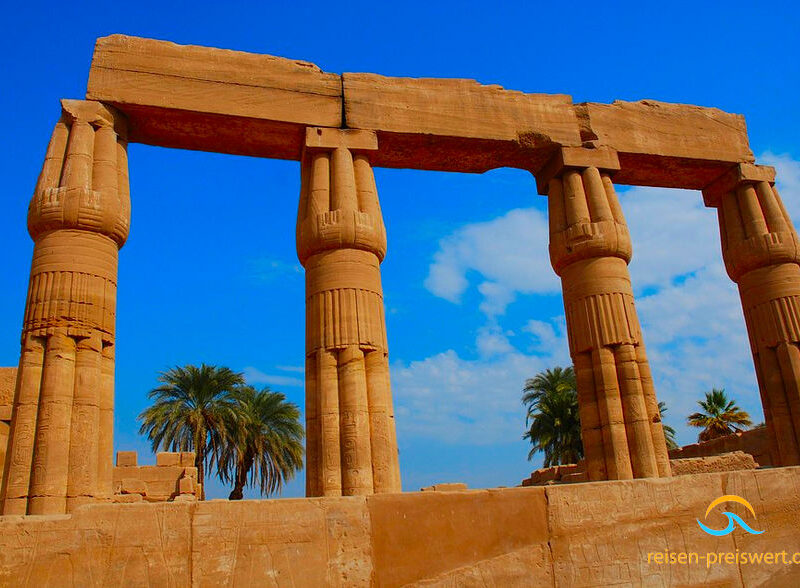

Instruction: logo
[697,495,764,536]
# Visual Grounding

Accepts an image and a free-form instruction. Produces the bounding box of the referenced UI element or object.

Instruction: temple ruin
[1,35,799,586]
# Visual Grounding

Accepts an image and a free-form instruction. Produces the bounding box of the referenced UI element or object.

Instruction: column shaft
[297,128,401,496]
[540,148,669,481]
[705,168,800,466]
[0,100,129,515]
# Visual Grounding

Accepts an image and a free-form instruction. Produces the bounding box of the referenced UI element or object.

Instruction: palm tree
[522,366,583,466]
[138,364,244,499]
[522,366,576,422]
[658,401,680,451]
[219,386,305,500]
[687,388,752,442]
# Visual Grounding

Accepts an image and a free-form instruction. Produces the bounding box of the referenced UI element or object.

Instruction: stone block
[87,35,341,160]
[111,493,143,504]
[546,472,741,586]
[2,502,193,585]
[561,471,587,484]
[724,467,800,586]
[584,99,754,189]
[156,452,181,467]
[115,451,137,467]
[179,452,196,467]
[671,451,758,476]
[178,476,195,495]
[369,487,551,586]
[0,366,17,408]
[420,482,469,492]
[119,478,147,496]
[192,497,373,586]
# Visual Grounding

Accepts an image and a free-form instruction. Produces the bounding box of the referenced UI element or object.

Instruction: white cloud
[475,324,514,357]
[762,151,800,218]
[242,366,304,388]
[392,350,556,445]
[619,186,721,289]
[423,207,558,314]
[523,319,565,354]
[399,153,800,448]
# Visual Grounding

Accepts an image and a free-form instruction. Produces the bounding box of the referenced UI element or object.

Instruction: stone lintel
[535,146,620,195]
[304,127,378,152]
[702,163,776,208]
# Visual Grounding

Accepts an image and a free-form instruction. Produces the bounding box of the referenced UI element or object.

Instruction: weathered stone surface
[0,502,193,587]
[540,147,670,482]
[547,473,741,586]
[368,487,551,586]
[585,100,753,188]
[669,427,773,466]
[0,368,15,416]
[344,72,581,172]
[724,467,800,587]
[191,497,373,587]
[119,478,147,496]
[178,476,194,495]
[84,35,753,188]
[1,101,129,515]
[111,463,194,501]
[671,451,758,476]
[0,423,8,492]
[703,166,800,467]
[522,463,581,486]
[406,544,553,587]
[298,129,401,497]
[115,451,137,467]
[87,34,341,159]
[419,482,468,492]
[156,452,180,467]
[1,469,799,585]
[0,368,14,486]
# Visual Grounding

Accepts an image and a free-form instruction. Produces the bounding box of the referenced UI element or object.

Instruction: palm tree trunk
[195,434,206,501]
[228,453,253,500]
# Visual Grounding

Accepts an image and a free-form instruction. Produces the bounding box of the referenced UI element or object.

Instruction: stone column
[535,147,671,481]
[703,163,800,466]
[297,127,401,497]
[0,100,130,515]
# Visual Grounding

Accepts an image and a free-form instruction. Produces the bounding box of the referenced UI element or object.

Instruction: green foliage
[658,401,680,451]
[522,366,583,467]
[218,385,304,500]
[687,388,753,442]
[137,364,304,500]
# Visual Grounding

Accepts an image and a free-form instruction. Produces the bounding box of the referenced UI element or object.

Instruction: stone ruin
[1,35,799,586]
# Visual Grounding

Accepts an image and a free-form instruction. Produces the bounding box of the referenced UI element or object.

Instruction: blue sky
[1,1,799,499]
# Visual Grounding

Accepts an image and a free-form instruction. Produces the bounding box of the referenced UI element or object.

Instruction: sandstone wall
[670,428,773,466]
[671,451,758,476]
[1,467,799,586]
[0,367,16,485]
[112,451,198,502]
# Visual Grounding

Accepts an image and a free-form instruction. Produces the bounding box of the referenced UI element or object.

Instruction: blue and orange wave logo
[697,495,764,536]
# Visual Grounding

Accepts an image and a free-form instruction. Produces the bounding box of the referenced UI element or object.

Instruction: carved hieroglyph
[297,128,401,496]
[538,147,671,481]
[0,100,129,515]
[705,164,800,466]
